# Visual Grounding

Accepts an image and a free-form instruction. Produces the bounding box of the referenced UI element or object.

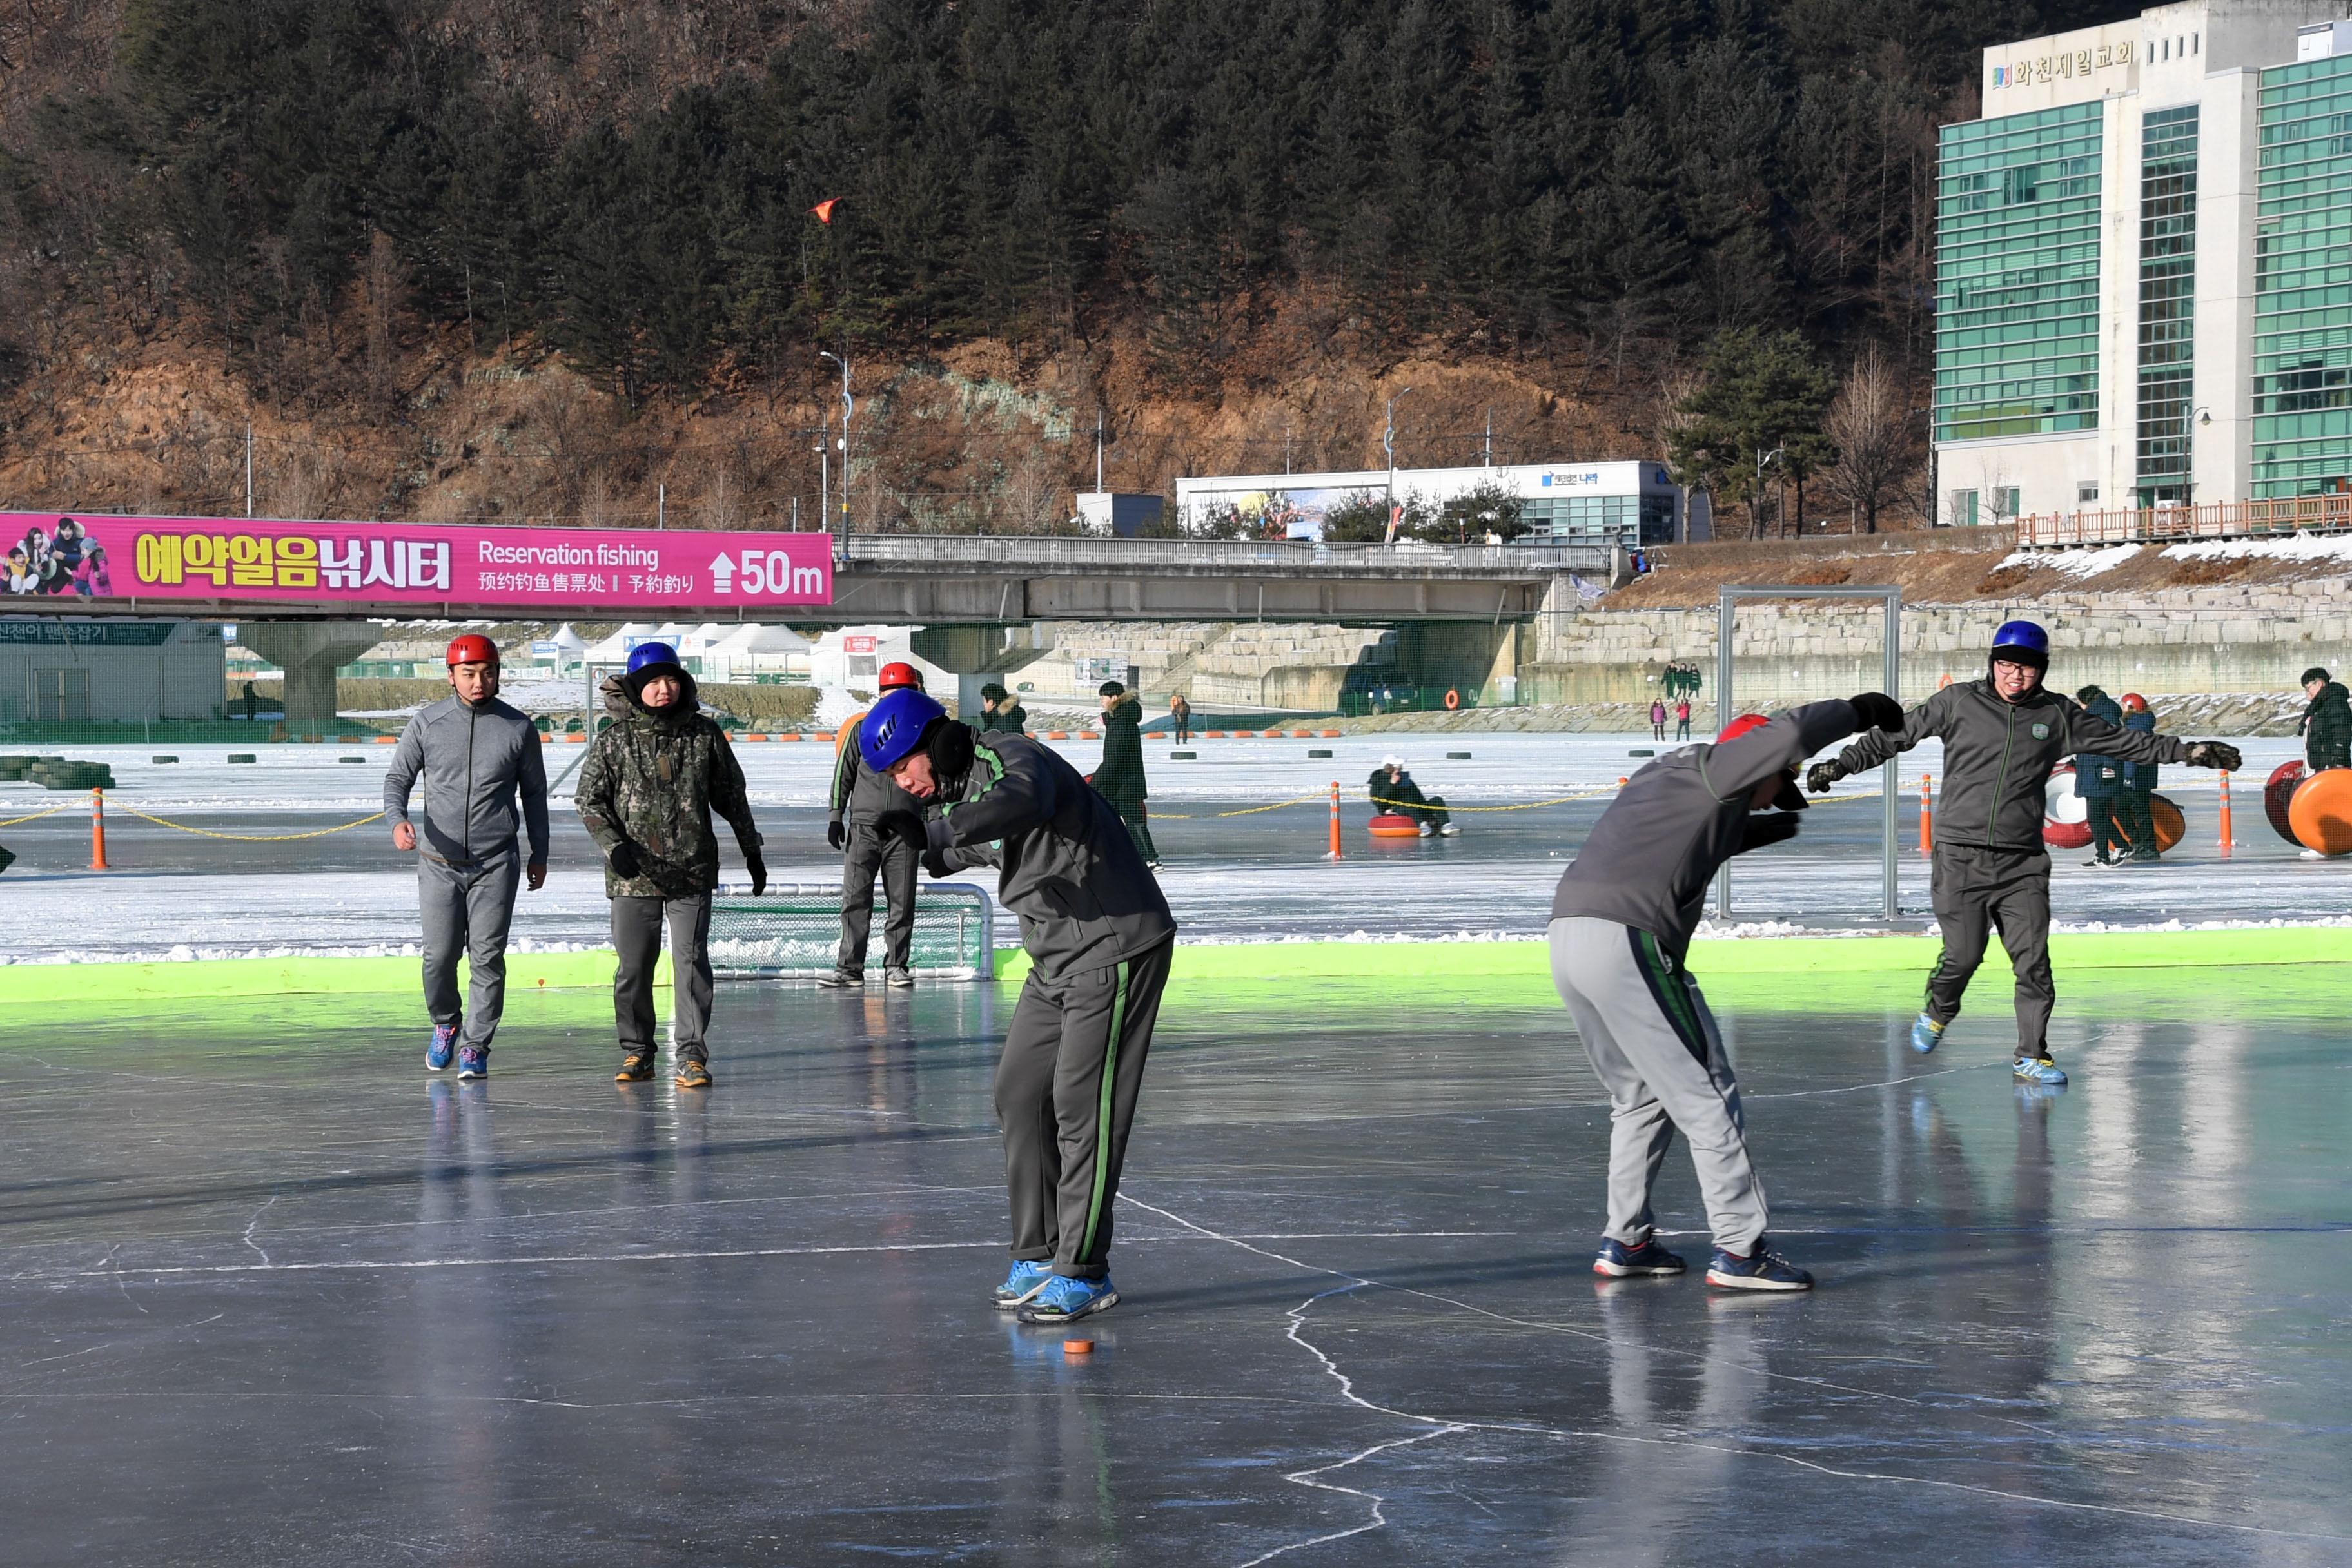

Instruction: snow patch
[2001,544,2141,580]
[2162,531,2352,564]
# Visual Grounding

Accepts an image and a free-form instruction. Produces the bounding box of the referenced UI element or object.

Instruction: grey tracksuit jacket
[1835,680,2186,850]
[924,728,1175,981]
[830,712,922,828]
[1551,700,1867,961]
[384,695,551,865]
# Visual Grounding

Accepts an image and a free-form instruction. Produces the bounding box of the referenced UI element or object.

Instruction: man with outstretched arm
[385,634,549,1080]
[1554,695,1903,1292]
[859,685,1175,1326]
[1808,620,2240,1086]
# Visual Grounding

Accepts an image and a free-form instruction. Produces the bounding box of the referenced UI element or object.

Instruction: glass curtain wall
[2135,106,2199,505]
[2253,55,2352,498]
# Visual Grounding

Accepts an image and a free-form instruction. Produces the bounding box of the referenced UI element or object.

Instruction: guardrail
[2017,495,2352,547]
[837,534,1615,574]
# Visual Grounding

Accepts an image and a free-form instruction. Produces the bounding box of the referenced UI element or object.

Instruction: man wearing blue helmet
[577,640,765,1090]
[859,684,1175,1326]
[1809,620,2240,1084]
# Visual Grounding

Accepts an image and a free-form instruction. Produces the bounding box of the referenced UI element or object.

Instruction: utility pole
[1095,409,1105,493]
[657,482,665,528]
[1754,446,1785,540]
[819,349,852,544]
[1484,408,1492,468]
[244,422,254,517]
[1383,387,1414,545]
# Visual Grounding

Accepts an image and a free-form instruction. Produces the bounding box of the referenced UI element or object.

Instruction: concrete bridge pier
[238,620,384,734]
[910,623,1056,720]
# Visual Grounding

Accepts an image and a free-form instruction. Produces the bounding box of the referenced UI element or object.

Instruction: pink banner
[1,511,832,609]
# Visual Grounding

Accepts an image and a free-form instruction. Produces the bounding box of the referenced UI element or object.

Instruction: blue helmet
[626,642,681,676]
[1990,618,2049,670]
[859,686,947,774]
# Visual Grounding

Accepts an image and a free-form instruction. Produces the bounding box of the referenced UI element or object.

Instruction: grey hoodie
[384,693,550,866]
[923,727,1175,981]
[1836,678,2184,850]
[1552,700,1865,962]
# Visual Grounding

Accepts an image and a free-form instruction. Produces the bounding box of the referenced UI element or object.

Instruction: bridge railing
[837,534,1615,573]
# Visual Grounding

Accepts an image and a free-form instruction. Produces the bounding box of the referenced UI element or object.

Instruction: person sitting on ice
[1367,756,1456,836]
[2300,667,2351,772]
[1552,696,1904,1292]
[1809,620,2240,1086]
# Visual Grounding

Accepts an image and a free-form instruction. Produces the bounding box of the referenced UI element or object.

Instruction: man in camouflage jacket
[577,645,765,1088]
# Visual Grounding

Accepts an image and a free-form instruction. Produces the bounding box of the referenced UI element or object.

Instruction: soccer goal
[1714,585,1902,924]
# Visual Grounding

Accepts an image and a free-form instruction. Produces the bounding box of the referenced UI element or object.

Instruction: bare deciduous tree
[1820,343,1919,533]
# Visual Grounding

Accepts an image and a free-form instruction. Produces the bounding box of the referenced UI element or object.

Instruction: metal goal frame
[1714,585,1901,924]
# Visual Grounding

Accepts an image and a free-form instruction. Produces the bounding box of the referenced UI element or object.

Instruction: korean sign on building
[1,513,832,609]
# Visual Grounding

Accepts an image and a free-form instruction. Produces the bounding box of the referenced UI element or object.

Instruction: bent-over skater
[1553,695,1904,1291]
[385,634,549,1080]
[861,685,1175,1325]
[1810,621,2238,1085]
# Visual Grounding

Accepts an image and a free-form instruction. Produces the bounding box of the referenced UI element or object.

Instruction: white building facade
[1172,461,1707,547]
[1937,1,2352,525]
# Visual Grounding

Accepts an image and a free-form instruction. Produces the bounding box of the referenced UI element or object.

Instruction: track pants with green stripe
[995,938,1173,1280]
[1548,916,1768,1255]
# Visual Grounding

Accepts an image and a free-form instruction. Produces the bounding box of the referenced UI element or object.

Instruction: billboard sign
[0,511,832,609]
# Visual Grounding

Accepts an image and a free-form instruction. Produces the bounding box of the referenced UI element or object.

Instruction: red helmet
[446,634,499,667]
[1716,714,1772,743]
[2120,692,2148,713]
[877,661,922,691]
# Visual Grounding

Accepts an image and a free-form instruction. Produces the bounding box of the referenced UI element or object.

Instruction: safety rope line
[0,801,75,827]
[110,806,387,842]
[1152,789,1335,821]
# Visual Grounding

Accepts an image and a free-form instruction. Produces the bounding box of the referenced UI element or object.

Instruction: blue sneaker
[1015,1273,1119,1324]
[1593,1237,1687,1277]
[1705,1239,1814,1292]
[992,1260,1054,1309]
[456,1045,488,1080]
[427,1024,459,1072]
[1909,1012,1945,1054]
[2012,1055,2067,1086]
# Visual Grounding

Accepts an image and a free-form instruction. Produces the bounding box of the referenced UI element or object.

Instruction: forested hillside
[0,0,2130,533]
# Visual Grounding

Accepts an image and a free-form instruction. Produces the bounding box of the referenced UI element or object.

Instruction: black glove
[1740,812,1803,852]
[1805,761,1844,794]
[1848,692,1905,734]
[826,817,846,852]
[746,855,767,897]
[872,808,926,852]
[2186,740,2244,771]
[607,841,642,879]
[921,846,952,880]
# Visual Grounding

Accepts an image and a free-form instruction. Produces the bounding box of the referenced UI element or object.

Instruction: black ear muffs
[926,718,975,786]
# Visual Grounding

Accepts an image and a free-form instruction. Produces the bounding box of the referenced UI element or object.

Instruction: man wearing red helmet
[823,661,926,988]
[1550,692,1903,1291]
[385,633,549,1079]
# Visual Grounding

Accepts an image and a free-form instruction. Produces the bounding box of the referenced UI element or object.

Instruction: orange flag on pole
[810,198,839,224]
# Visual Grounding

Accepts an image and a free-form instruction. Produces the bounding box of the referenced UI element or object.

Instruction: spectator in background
[1650,699,1668,741]
[2071,685,2126,868]
[2300,667,2351,772]
[1170,693,1192,745]
[1674,698,1692,741]
[1092,681,1160,868]
[980,683,1028,735]
[826,662,928,989]
[2116,693,2162,864]
[1369,756,1456,837]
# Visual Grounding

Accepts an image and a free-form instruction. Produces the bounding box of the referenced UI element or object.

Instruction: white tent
[583,622,662,663]
[706,623,812,683]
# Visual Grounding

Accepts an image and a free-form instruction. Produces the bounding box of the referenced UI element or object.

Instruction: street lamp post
[1754,445,1784,538]
[1383,387,1415,545]
[819,349,853,547]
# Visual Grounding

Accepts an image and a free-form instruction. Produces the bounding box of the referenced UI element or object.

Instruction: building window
[1992,486,2023,522]
[2135,104,2199,507]
[2253,54,2352,498]
[1952,489,1981,527]
[1934,103,2104,443]
[1520,493,1675,548]
[2079,481,2101,503]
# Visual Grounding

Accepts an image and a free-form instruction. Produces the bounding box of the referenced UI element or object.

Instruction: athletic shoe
[885,968,914,989]
[817,970,863,990]
[1016,1273,1119,1324]
[427,1024,460,1072]
[1593,1237,1687,1277]
[1417,822,1435,838]
[992,1259,1054,1309]
[2082,856,2110,867]
[614,1053,656,1083]
[1438,823,1460,836]
[674,1058,712,1090]
[455,1046,487,1080]
[1705,1240,1814,1291]
[2012,1055,2068,1086]
[1909,1012,1945,1055]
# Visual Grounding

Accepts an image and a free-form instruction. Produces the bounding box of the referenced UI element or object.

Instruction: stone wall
[1524,585,2352,706]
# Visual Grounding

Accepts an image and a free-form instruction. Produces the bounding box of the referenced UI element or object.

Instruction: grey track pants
[612,894,714,1062]
[1925,843,2053,1057]
[995,939,1173,1280]
[837,823,918,974]
[1549,916,1767,1255]
[420,853,522,1050]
